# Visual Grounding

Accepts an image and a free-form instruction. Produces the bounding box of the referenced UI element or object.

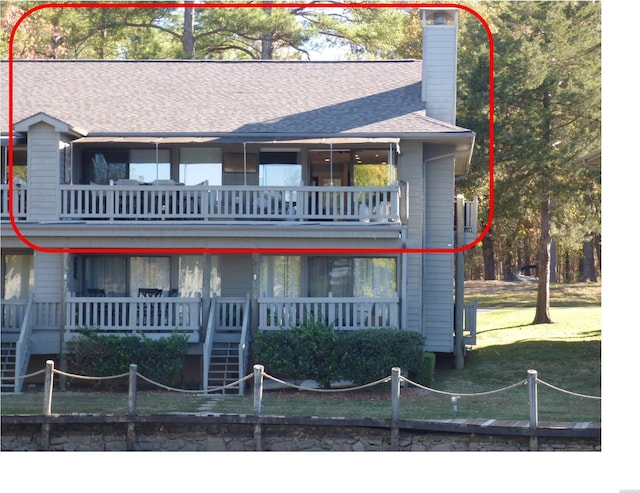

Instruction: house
[1,8,478,393]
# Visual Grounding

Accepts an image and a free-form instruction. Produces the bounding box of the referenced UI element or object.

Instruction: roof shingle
[2,59,470,137]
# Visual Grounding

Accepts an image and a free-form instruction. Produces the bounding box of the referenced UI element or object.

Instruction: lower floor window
[2,253,34,299]
[262,256,397,298]
[309,257,396,298]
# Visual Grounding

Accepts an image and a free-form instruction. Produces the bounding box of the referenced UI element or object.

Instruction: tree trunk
[482,234,496,280]
[550,240,557,283]
[182,2,196,59]
[594,233,602,275]
[504,252,514,279]
[582,236,597,282]
[533,196,553,324]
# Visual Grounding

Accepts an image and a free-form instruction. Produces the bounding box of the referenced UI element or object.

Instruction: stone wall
[1,415,601,452]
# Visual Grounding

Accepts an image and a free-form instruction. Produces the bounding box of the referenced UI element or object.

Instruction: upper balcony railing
[58,184,405,223]
[0,184,27,220]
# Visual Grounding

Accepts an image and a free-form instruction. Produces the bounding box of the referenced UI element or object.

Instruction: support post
[528,369,539,451]
[391,367,401,450]
[454,195,465,369]
[253,364,264,451]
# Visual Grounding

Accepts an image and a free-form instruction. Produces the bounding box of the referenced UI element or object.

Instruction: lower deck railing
[5,295,403,350]
[258,296,400,330]
[64,296,201,342]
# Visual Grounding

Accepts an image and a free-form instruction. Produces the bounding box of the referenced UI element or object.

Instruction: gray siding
[422,22,458,125]
[32,251,64,353]
[397,141,424,333]
[422,144,455,353]
[33,251,64,300]
[27,122,60,222]
[220,254,252,297]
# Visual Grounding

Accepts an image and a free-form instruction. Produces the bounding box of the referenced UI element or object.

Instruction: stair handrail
[238,293,251,396]
[14,294,35,393]
[202,295,217,392]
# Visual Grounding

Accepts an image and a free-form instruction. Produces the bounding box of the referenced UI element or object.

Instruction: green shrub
[413,351,436,387]
[254,323,425,388]
[253,316,342,388]
[65,327,189,389]
[340,329,425,385]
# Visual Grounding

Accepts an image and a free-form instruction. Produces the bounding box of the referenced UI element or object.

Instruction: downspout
[243,142,247,185]
[329,143,333,184]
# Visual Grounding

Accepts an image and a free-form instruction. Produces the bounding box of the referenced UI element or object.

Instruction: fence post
[43,360,54,416]
[41,360,54,451]
[528,369,539,451]
[128,364,137,416]
[391,367,401,450]
[127,364,137,451]
[253,364,264,451]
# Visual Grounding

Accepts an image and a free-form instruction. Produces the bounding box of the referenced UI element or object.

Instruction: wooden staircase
[203,295,251,395]
[1,340,17,393]
[207,336,241,395]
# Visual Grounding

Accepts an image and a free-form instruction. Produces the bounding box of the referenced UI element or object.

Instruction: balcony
[58,183,405,223]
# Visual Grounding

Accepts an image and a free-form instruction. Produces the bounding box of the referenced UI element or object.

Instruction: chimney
[421,8,459,125]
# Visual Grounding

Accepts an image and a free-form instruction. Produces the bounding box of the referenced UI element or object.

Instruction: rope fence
[2,361,601,426]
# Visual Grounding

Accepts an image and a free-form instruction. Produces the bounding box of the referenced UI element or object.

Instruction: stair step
[1,345,17,392]
[207,338,241,394]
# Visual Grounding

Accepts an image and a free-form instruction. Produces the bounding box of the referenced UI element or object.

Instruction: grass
[1,281,601,422]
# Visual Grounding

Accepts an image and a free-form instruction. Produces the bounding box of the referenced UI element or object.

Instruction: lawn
[1,281,601,422]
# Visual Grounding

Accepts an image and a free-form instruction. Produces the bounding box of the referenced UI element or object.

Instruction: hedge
[65,327,189,389]
[253,319,427,388]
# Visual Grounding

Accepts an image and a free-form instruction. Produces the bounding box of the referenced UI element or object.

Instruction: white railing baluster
[257,296,400,330]
[57,184,404,222]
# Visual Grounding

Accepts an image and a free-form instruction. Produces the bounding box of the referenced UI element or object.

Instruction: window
[179,148,222,186]
[1,146,27,184]
[259,152,302,187]
[353,149,397,186]
[128,257,170,295]
[83,148,171,184]
[260,256,300,297]
[309,148,396,187]
[2,253,33,299]
[83,256,127,297]
[84,150,128,184]
[83,256,169,296]
[309,257,396,298]
[129,149,171,183]
[259,151,302,204]
[178,255,220,297]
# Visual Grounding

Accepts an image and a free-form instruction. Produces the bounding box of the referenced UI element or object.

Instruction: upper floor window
[259,152,302,187]
[129,149,171,183]
[1,146,27,184]
[179,147,222,186]
[353,149,397,186]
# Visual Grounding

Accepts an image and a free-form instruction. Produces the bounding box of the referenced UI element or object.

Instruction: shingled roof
[2,59,472,139]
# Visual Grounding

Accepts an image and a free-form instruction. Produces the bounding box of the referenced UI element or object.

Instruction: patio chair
[138,288,162,297]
